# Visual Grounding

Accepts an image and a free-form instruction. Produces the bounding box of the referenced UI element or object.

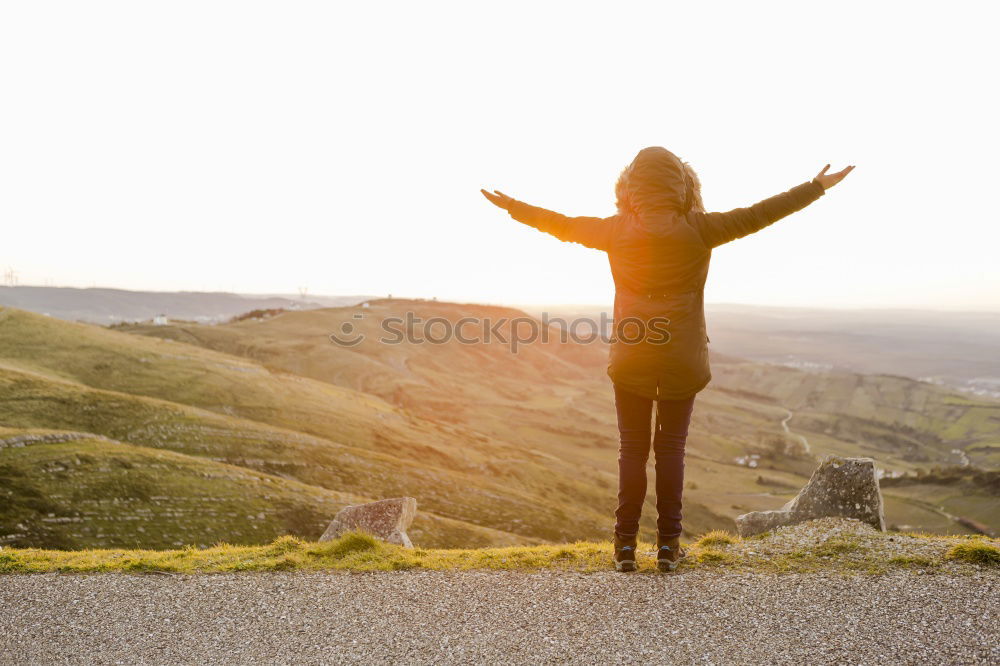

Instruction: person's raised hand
[480,188,515,210]
[813,164,855,190]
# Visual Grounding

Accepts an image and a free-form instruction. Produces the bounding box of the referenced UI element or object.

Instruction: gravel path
[1,570,997,665]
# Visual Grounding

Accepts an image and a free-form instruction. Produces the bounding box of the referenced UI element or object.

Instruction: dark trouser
[613,383,696,541]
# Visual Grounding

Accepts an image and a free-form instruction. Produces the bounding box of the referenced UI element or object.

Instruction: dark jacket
[506,147,825,400]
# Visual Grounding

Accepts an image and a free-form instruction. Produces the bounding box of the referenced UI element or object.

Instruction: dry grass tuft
[695,530,738,548]
[945,542,1000,566]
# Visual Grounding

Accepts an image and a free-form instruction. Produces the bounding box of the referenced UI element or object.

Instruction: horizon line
[3,283,1000,314]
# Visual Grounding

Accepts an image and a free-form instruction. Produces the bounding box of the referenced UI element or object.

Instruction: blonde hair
[614,147,704,216]
[682,161,704,213]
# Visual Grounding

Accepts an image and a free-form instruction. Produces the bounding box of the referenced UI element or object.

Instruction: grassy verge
[2,524,998,575]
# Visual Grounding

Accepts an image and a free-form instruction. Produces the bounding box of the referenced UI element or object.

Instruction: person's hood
[615,146,703,219]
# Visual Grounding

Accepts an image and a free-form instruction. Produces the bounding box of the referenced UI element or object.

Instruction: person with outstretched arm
[482,147,853,572]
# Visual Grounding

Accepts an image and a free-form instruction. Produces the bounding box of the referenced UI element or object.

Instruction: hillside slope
[0,428,530,549]
[4,299,999,548]
[124,299,1000,536]
[710,358,1000,469]
[0,307,628,543]
[128,299,1000,472]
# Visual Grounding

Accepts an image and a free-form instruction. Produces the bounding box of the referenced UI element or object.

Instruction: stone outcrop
[319,497,417,547]
[0,432,118,449]
[736,456,886,537]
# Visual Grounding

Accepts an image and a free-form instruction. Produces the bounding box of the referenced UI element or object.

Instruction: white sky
[2,1,998,309]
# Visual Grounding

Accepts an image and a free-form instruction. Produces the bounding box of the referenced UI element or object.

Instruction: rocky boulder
[319,497,417,547]
[736,456,886,537]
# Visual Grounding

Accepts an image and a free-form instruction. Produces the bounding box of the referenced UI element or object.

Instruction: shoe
[613,534,638,572]
[656,535,686,573]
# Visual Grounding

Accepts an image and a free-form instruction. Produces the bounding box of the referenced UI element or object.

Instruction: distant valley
[535,303,1000,398]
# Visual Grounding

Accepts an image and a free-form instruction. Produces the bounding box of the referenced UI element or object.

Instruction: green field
[3,301,999,551]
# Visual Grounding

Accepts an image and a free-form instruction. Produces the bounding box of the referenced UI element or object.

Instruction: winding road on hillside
[772,409,985,536]
[781,408,812,455]
[2,571,997,664]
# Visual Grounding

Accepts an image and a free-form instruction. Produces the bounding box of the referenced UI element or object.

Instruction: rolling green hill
[122,300,1000,535]
[3,299,999,550]
[0,427,532,549]
[125,299,1000,472]
[0,307,627,544]
[0,364,602,539]
[1,428,354,549]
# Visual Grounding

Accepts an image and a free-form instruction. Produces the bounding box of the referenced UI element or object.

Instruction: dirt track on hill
[1,570,997,665]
